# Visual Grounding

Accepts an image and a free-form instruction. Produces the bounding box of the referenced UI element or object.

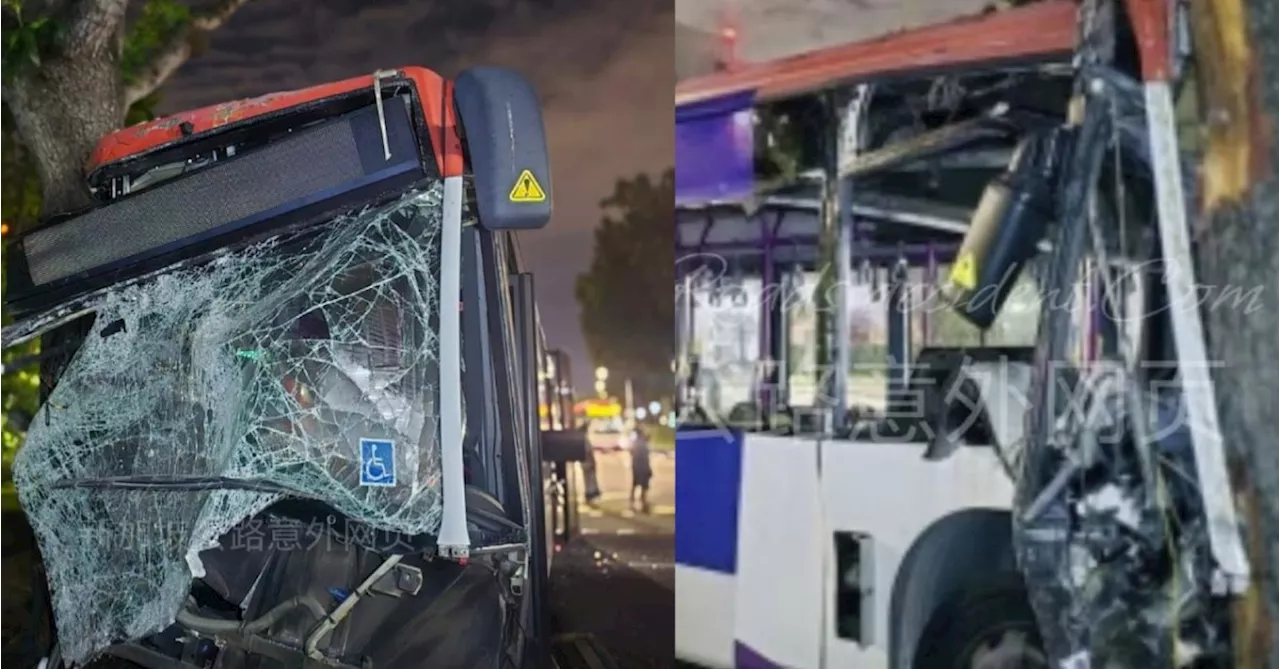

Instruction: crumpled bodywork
[13,184,448,663]
[1015,364,1232,666]
[195,518,506,669]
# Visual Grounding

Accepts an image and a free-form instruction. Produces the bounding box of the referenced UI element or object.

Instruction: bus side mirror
[541,428,588,463]
[454,66,553,230]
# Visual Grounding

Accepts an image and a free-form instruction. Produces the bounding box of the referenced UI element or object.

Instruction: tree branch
[189,0,250,32]
[122,0,251,109]
[122,29,191,108]
[62,0,129,56]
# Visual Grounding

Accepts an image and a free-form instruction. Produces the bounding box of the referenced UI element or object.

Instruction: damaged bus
[3,66,590,669]
[675,0,1250,667]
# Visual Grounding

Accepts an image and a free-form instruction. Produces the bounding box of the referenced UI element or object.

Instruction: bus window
[787,271,820,406]
[923,264,1041,349]
[690,275,761,421]
[845,270,892,412]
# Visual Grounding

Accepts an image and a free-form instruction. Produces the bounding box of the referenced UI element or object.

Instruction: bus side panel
[819,440,1015,669]
[676,566,737,668]
[675,433,1015,669]
[734,435,825,669]
[675,429,745,668]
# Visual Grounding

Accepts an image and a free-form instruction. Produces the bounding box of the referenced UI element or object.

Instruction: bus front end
[4,66,555,669]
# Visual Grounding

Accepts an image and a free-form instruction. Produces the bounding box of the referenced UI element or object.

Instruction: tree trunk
[4,62,132,663]
[1189,0,1278,668]
[6,53,123,216]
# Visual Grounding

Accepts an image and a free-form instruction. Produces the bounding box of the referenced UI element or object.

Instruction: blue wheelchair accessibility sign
[359,438,397,487]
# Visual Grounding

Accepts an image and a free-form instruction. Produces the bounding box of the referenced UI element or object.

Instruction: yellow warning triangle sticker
[950,252,978,291]
[508,169,547,203]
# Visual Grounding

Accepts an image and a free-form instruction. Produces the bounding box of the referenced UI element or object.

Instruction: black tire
[913,575,1047,669]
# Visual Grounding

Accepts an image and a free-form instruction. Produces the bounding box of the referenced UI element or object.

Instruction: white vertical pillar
[436,175,470,559]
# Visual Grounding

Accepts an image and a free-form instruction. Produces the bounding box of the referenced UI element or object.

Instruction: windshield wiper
[50,476,302,495]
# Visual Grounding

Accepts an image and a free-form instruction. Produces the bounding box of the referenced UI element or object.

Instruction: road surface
[549,450,675,668]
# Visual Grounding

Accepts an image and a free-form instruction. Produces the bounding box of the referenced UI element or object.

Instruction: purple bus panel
[676,92,756,206]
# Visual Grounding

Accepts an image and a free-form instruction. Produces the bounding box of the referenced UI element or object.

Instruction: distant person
[581,424,602,505]
[629,426,653,514]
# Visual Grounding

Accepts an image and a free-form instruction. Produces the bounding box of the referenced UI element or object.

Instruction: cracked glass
[11,183,448,662]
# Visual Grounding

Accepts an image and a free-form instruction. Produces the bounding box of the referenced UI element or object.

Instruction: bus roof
[675,0,1077,107]
[88,66,461,177]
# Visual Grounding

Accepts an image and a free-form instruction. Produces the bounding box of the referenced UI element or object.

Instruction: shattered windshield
[10,183,448,662]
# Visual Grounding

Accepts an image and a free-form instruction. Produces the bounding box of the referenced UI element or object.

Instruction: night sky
[159,0,675,391]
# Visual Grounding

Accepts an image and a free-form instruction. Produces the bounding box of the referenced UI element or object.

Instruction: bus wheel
[913,577,1049,669]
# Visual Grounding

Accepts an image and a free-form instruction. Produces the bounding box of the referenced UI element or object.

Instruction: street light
[593,366,609,399]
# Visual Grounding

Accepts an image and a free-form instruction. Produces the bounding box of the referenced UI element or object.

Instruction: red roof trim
[88,65,465,178]
[676,0,1079,106]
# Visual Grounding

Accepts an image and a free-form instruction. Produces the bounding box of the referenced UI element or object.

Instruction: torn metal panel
[1012,58,1237,665]
[12,184,449,663]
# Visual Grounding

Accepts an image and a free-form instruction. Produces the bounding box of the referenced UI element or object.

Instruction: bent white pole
[1143,81,1248,593]
[436,174,471,559]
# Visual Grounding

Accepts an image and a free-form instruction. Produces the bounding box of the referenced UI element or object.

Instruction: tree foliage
[0,0,60,80]
[121,0,193,123]
[120,0,192,85]
[575,169,675,404]
[2,106,46,500]
[754,96,828,188]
